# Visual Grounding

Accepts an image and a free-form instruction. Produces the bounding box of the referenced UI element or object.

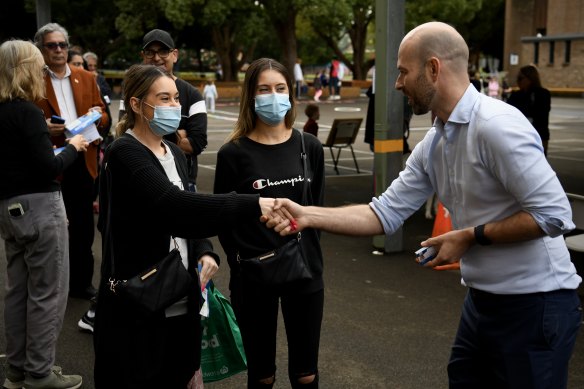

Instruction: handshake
[259,198,303,236]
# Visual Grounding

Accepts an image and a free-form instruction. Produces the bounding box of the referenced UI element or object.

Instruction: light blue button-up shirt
[370,85,580,293]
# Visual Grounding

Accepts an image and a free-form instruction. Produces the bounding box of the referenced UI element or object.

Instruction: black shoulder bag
[104,155,194,315]
[237,130,313,287]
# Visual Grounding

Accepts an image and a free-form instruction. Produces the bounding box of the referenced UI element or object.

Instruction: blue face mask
[143,102,182,136]
[254,93,291,126]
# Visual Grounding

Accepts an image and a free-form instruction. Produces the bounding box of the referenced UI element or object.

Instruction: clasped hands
[259,198,302,236]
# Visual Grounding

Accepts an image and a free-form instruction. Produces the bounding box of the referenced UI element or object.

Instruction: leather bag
[108,241,193,315]
[237,232,311,287]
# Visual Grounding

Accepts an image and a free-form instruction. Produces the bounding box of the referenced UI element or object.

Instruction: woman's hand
[198,255,219,290]
[67,134,89,152]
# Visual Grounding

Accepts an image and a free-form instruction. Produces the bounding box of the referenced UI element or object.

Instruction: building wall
[504,0,584,89]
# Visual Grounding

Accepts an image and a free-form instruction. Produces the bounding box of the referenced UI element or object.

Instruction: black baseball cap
[142,29,175,49]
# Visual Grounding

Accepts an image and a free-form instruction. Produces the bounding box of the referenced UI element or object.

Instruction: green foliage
[19,0,504,75]
[405,0,484,29]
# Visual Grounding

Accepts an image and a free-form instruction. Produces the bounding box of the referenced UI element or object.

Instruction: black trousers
[61,155,95,293]
[231,277,323,387]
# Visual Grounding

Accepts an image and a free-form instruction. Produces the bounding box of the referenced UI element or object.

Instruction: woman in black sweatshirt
[215,58,325,389]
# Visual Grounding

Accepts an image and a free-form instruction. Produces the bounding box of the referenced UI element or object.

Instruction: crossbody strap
[104,139,178,291]
[298,129,308,206]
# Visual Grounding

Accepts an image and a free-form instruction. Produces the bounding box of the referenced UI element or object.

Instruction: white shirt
[293,63,304,82]
[48,65,78,123]
[370,85,580,294]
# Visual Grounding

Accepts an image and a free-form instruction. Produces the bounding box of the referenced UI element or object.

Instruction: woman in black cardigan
[93,64,276,388]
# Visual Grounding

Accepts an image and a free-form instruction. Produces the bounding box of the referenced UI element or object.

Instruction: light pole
[36,0,51,29]
[373,0,405,253]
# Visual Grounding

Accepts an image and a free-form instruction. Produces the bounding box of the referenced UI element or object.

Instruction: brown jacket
[36,65,110,179]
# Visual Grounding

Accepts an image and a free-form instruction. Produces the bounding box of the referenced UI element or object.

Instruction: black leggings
[231,280,324,388]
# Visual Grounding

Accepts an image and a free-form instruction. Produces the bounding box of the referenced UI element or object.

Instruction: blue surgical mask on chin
[142,101,182,136]
[254,93,291,126]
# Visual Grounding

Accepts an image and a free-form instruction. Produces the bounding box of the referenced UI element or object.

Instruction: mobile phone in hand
[415,246,437,265]
[50,115,65,124]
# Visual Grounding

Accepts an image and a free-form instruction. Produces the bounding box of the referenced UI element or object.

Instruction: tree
[405,0,505,71]
[303,0,375,80]
[195,0,269,81]
[257,0,306,75]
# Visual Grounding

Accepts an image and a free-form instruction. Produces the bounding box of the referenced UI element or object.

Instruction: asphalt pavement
[1,94,583,388]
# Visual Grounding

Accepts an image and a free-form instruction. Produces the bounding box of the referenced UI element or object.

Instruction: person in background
[34,22,110,301]
[487,75,500,99]
[0,39,88,389]
[214,58,325,388]
[327,56,343,100]
[293,57,304,100]
[303,103,320,137]
[364,64,412,154]
[93,64,279,388]
[268,22,581,389]
[501,77,512,102]
[82,51,112,104]
[141,29,207,191]
[507,64,551,156]
[312,72,322,102]
[203,79,218,113]
[67,50,85,69]
[469,70,481,92]
[318,69,328,95]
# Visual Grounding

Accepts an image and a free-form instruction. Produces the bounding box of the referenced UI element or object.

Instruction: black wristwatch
[474,224,492,246]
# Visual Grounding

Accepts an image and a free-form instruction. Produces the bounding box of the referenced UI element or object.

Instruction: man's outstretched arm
[266,199,384,236]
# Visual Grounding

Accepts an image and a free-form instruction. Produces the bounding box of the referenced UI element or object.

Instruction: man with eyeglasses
[141,29,208,192]
[34,23,109,305]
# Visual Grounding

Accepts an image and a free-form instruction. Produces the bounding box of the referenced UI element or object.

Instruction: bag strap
[298,129,308,206]
[104,139,178,292]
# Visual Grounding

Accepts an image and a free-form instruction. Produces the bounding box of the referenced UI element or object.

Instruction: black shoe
[69,285,97,300]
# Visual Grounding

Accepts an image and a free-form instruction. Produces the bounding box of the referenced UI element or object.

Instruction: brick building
[504,0,584,89]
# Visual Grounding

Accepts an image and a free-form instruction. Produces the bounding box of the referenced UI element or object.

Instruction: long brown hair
[228,58,296,143]
[116,64,171,137]
[518,65,543,89]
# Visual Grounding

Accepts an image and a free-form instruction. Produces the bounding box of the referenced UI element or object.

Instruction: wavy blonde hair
[0,40,46,102]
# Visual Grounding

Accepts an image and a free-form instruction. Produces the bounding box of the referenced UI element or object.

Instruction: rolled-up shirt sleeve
[478,111,574,237]
[370,134,435,235]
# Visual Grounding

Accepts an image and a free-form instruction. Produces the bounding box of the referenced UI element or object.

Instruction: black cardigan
[94,134,261,386]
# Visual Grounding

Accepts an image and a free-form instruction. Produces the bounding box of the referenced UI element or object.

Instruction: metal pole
[373,0,404,253]
[36,0,51,29]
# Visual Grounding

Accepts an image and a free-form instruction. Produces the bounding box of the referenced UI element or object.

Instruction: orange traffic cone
[432,201,452,237]
[431,202,460,271]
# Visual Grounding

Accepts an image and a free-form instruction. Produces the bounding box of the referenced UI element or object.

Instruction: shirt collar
[433,84,479,136]
[47,64,72,80]
[447,84,480,124]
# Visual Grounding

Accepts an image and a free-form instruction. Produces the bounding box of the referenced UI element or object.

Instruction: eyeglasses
[43,42,69,51]
[143,48,172,59]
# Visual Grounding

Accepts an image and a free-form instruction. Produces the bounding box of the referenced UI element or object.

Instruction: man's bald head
[401,22,469,74]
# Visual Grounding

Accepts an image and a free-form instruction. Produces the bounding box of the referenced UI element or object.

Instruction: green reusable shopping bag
[200,283,247,383]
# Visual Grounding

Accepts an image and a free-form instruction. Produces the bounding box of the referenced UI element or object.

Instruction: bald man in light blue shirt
[268,22,581,389]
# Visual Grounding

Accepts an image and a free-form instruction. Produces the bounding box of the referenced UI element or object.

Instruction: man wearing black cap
[141,28,208,191]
